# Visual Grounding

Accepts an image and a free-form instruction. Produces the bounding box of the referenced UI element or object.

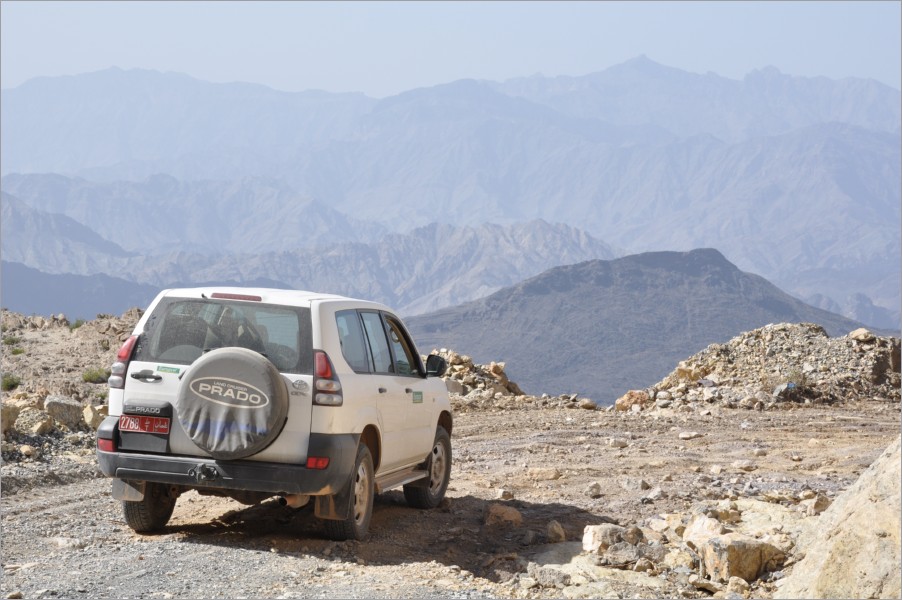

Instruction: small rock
[579,398,597,410]
[801,493,832,516]
[485,503,523,527]
[583,523,626,553]
[689,574,723,593]
[528,467,561,481]
[710,464,724,475]
[518,576,538,590]
[19,444,36,457]
[732,460,758,472]
[603,541,641,566]
[1,404,21,434]
[546,520,567,543]
[44,395,84,430]
[633,558,655,573]
[615,390,650,412]
[496,488,514,500]
[608,438,629,449]
[701,532,784,583]
[849,328,875,342]
[752,448,767,457]
[13,408,55,436]
[584,481,602,499]
[679,431,703,440]
[83,404,108,429]
[621,526,644,545]
[726,575,750,595]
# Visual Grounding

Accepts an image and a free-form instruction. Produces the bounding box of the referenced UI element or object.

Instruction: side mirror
[425,354,447,377]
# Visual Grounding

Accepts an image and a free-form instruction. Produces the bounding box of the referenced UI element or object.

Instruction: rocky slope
[407,249,874,403]
[1,310,899,599]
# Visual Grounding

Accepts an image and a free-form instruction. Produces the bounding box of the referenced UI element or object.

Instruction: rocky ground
[1,310,900,599]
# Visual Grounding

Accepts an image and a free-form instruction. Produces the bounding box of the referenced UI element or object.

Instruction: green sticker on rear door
[157,366,180,374]
[412,391,423,403]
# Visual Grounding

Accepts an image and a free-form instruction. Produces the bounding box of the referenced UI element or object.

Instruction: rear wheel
[122,482,176,533]
[404,426,451,509]
[323,444,374,541]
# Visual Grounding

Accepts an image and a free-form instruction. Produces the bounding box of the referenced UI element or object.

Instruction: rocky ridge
[615,322,900,413]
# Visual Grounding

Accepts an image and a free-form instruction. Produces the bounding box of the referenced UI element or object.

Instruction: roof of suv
[158,287,382,309]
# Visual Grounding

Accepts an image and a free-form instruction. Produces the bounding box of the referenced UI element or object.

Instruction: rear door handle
[405,388,413,394]
[131,370,163,382]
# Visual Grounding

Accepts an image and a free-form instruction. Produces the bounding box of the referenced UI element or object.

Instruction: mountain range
[2,58,898,328]
[0,212,615,317]
[406,249,870,402]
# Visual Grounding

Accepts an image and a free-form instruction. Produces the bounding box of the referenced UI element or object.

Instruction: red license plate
[119,415,170,434]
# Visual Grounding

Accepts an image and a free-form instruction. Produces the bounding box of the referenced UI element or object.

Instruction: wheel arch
[359,424,382,473]
[438,410,453,437]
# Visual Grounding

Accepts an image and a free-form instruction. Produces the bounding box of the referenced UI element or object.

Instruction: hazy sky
[2,1,900,96]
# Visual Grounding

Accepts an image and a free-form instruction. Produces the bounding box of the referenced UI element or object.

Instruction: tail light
[313,350,343,406]
[108,335,138,389]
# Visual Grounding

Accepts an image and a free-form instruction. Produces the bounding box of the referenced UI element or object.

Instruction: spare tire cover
[177,347,289,460]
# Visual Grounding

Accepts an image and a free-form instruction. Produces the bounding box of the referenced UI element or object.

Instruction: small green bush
[10,347,24,355]
[2,374,22,391]
[82,368,111,384]
[3,335,21,346]
[69,319,86,331]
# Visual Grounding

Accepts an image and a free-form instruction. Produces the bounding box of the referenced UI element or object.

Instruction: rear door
[124,297,314,463]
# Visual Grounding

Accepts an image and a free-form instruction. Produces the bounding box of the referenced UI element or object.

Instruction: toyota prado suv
[96,288,452,540]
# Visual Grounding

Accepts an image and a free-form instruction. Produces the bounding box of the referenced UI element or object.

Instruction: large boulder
[778,435,901,599]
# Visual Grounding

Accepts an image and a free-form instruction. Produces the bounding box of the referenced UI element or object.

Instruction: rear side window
[360,312,393,374]
[336,310,370,373]
[134,298,313,374]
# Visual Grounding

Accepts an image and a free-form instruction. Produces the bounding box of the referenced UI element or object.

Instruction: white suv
[96,287,452,540]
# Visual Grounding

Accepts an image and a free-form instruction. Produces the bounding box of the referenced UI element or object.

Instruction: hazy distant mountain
[0,261,295,320]
[406,249,869,402]
[1,192,135,274]
[1,173,387,254]
[0,67,375,176]
[0,261,159,319]
[0,218,615,317]
[1,60,899,326]
[494,56,902,142]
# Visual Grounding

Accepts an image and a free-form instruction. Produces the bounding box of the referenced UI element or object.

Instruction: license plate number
[119,415,170,434]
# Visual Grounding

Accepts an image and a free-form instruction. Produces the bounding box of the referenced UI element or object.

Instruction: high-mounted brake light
[313,350,342,406]
[109,335,138,389]
[210,293,262,302]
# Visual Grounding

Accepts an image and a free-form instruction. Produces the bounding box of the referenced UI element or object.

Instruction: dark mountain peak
[407,249,865,403]
[625,248,734,271]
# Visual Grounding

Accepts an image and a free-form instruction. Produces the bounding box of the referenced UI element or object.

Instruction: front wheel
[323,444,375,541]
[122,482,176,533]
[404,426,451,509]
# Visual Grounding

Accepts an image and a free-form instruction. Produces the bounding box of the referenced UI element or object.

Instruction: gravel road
[3,402,899,599]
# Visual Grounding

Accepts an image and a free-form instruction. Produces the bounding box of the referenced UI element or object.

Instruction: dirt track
[2,400,898,599]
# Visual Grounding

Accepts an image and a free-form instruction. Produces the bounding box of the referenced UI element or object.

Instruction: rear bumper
[96,417,357,495]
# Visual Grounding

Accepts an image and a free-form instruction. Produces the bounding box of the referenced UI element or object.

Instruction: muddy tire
[404,426,451,509]
[122,482,176,533]
[323,444,375,541]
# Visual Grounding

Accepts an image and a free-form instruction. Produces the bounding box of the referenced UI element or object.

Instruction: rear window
[134,298,313,374]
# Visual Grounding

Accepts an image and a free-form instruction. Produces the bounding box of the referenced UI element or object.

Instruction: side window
[336,310,370,373]
[360,311,393,374]
[384,316,420,377]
